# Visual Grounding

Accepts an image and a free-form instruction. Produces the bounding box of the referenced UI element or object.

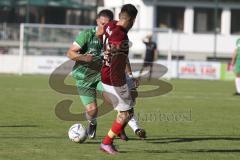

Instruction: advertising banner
[178,61,221,80]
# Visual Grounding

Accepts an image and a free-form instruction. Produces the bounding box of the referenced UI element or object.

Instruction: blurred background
[0,0,239,80]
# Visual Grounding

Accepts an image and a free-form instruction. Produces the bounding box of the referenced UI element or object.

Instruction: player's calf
[85,104,98,139]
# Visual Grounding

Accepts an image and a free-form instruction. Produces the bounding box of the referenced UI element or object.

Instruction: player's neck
[116,20,128,30]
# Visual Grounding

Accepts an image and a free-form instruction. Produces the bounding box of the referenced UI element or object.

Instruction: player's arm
[67,30,93,62]
[231,49,237,66]
[125,58,139,87]
[125,58,133,77]
[66,44,92,62]
[125,58,139,100]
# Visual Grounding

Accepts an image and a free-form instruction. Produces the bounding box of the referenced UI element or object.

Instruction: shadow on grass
[140,149,240,154]
[145,137,240,144]
[191,149,240,153]
[0,136,65,139]
[0,125,39,128]
[119,136,240,154]
[84,141,101,144]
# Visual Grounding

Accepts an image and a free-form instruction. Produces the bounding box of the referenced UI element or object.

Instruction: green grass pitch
[0,74,240,160]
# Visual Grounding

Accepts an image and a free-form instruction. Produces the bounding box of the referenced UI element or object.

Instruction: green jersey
[235,48,240,73]
[72,28,103,81]
[236,48,240,64]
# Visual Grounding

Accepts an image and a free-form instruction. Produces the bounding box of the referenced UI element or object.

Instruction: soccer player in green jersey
[67,9,113,139]
[67,9,146,139]
[231,38,240,95]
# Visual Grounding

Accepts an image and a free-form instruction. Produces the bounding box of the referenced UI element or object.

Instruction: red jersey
[101,21,129,86]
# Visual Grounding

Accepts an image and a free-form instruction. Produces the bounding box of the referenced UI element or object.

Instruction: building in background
[0,0,102,54]
[103,0,240,60]
[1,0,240,60]
[0,0,101,25]
[0,0,237,79]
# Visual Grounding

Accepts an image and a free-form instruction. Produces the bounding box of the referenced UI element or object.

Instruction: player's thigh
[79,95,96,107]
[76,80,97,107]
[235,63,240,77]
[96,81,104,95]
[102,83,133,111]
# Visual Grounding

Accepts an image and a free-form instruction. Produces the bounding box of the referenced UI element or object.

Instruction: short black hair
[120,4,138,19]
[97,9,114,21]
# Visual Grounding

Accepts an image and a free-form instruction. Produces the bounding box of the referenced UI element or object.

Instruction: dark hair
[97,9,114,21]
[120,4,138,19]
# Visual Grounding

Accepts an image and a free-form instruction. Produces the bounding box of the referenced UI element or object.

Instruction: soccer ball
[68,123,87,143]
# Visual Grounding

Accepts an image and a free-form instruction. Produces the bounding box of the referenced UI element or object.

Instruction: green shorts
[76,80,103,106]
[234,63,240,74]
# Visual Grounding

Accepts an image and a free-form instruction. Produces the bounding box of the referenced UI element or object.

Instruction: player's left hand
[132,77,139,88]
[135,78,140,88]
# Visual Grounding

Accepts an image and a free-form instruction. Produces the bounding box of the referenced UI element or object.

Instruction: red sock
[102,135,113,145]
[111,120,123,135]
[102,120,123,145]
[118,123,127,137]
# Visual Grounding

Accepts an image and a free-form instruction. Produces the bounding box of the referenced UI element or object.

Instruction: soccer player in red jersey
[100,4,138,154]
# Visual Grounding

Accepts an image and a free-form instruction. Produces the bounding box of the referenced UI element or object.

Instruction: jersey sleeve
[74,30,88,48]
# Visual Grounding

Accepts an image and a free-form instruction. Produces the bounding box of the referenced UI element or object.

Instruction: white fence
[0,54,233,80]
[0,23,234,80]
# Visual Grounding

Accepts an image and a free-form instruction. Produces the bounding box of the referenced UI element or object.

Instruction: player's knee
[117,108,134,124]
[117,112,127,123]
[86,103,98,117]
[117,112,129,123]
[86,103,97,111]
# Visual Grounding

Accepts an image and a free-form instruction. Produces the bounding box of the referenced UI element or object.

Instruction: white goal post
[19,23,93,75]
[19,23,173,78]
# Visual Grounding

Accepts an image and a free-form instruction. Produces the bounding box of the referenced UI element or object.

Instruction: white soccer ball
[68,123,87,143]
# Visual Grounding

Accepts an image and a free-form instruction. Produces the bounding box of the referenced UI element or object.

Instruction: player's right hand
[133,78,140,88]
[82,54,93,62]
[103,49,111,66]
